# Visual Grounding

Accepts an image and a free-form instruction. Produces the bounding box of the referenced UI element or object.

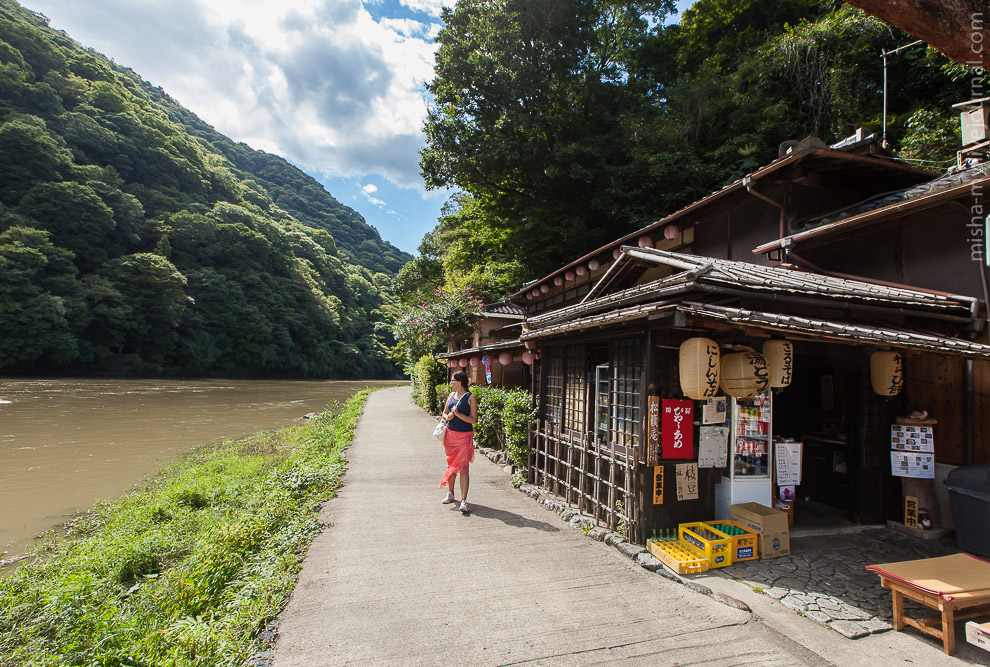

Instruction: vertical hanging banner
[661,399,694,459]
[646,396,661,464]
[675,463,699,501]
[482,356,492,384]
[653,466,664,504]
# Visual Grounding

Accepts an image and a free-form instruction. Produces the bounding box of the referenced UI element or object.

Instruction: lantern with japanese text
[871,351,904,396]
[498,352,512,366]
[679,337,721,400]
[762,340,794,389]
[720,349,769,398]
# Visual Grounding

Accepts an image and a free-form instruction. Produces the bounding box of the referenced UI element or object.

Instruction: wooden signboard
[653,465,664,504]
[904,495,919,529]
[646,396,661,464]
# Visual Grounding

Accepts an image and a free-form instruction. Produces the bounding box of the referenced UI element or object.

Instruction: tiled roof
[480,300,526,317]
[679,303,990,359]
[519,300,990,359]
[526,247,976,329]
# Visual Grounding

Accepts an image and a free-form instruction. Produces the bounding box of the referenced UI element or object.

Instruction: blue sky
[23,0,695,255]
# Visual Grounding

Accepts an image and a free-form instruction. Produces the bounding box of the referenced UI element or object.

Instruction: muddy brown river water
[0,378,405,562]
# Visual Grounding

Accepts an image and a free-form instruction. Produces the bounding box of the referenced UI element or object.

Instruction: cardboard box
[730,502,791,559]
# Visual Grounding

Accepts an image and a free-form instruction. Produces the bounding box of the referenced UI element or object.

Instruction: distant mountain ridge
[0,0,409,377]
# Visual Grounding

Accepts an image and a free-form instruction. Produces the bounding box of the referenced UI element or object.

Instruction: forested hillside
[0,0,410,378]
[400,0,970,304]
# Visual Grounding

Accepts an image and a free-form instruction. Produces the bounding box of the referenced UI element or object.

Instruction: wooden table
[867,553,990,655]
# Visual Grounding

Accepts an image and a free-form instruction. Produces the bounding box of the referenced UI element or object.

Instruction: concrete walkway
[272,388,985,666]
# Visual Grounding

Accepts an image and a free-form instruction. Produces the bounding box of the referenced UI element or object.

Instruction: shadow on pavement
[458,503,561,532]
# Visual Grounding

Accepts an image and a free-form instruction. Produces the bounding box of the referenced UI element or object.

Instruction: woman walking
[440,371,477,511]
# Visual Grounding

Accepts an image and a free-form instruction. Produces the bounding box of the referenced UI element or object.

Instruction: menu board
[891,425,934,453]
[891,451,935,479]
[775,442,803,486]
[698,426,728,468]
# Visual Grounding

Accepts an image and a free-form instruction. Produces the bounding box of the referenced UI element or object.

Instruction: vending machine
[714,394,773,519]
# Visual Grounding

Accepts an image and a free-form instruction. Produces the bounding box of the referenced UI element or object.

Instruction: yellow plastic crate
[703,520,758,563]
[678,522,733,568]
[646,539,709,575]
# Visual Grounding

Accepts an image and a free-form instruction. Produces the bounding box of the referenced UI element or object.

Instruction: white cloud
[399,0,450,18]
[362,184,379,194]
[25,0,444,191]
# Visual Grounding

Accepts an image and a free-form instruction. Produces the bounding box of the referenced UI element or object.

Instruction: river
[0,378,405,563]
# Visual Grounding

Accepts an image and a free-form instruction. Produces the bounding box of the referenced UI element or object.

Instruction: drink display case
[714,395,773,519]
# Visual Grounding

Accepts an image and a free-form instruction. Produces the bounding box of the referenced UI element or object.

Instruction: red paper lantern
[522,351,534,365]
[554,276,563,286]
[638,235,653,248]
[498,352,512,365]
[576,265,587,276]
[588,259,600,271]
[613,248,621,259]
[458,358,468,368]
[526,292,533,300]
[664,225,680,240]
[565,270,575,281]
[470,356,480,367]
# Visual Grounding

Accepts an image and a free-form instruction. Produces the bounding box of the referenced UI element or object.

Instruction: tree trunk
[846,0,988,66]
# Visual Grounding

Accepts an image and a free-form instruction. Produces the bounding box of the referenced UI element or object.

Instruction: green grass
[0,390,371,667]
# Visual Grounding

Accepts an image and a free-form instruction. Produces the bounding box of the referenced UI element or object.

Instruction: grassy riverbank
[0,390,371,667]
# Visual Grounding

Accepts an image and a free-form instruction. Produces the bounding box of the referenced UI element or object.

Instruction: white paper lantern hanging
[762,340,794,388]
[458,358,468,368]
[576,265,587,276]
[720,349,769,398]
[588,259,600,271]
[664,225,680,240]
[554,276,563,286]
[679,338,721,400]
[565,270,575,281]
[469,356,480,367]
[613,248,622,260]
[539,284,548,293]
[498,352,512,366]
[522,350,535,365]
[871,351,904,396]
[638,235,653,249]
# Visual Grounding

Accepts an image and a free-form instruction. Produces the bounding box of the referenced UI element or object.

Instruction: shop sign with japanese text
[661,399,694,459]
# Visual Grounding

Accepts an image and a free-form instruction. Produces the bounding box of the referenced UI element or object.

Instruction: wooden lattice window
[563,346,587,436]
[544,352,564,428]
[609,338,642,454]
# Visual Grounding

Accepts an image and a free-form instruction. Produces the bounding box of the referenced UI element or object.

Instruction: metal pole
[880,40,923,148]
[882,50,888,148]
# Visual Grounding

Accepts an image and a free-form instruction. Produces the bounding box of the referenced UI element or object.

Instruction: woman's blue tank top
[445,392,473,432]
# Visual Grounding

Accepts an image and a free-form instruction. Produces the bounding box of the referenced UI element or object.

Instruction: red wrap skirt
[439,429,475,488]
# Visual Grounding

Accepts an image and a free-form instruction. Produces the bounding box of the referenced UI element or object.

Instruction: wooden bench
[867,553,990,655]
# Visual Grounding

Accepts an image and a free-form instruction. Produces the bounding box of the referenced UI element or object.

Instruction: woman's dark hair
[452,371,469,388]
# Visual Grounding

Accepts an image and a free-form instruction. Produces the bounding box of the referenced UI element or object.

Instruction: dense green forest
[398,0,971,306]
[0,0,411,377]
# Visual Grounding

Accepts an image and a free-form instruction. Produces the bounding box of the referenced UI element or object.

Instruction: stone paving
[720,527,960,638]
